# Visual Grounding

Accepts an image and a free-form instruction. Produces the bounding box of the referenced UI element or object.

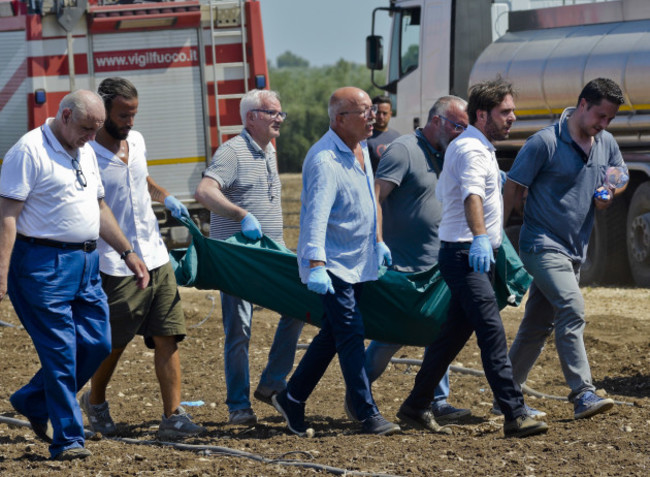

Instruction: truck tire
[627,182,650,287]
[580,197,630,285]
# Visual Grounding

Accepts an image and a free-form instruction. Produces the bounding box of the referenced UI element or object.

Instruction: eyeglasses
[71,157,87,188]
[252,109,287,120]
[339,104,378,119]
[439,115,467,133]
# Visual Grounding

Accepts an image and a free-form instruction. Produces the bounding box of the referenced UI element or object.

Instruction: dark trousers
[287,273,378,421]
[403,247,525,420]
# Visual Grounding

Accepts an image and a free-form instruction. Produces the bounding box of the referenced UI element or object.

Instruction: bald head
[57,90,105,123]
[52,89,105,152]
[328,87,370,122]
[327,87,375,149]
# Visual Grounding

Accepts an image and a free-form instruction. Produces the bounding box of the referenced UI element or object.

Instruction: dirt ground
[0,174,648,476]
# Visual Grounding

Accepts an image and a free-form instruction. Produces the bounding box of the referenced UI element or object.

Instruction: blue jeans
[403,247,525,420]
[287,274,379,421]
[509,250,594,401]
[365,341,450,402]
[221,293,303,411]
[8,241,111,458]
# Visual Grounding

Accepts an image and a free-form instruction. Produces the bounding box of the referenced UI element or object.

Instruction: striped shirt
[203,129,284,244]
[297,128,379,284]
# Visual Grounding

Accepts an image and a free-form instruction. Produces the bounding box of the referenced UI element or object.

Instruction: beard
[485,114,510,142]
[104,116,129,140]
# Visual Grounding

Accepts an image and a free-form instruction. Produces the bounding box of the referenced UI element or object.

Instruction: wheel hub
[629,212,650,263]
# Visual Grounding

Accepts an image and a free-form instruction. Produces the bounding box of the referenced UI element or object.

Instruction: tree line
[269,52,386,172]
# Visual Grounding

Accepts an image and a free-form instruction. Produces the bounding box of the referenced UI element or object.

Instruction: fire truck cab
[0,0,269,247]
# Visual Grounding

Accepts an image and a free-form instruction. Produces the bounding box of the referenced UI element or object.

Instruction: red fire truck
[0,0,269,247]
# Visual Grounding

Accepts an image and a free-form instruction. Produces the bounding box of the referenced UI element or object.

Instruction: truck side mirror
[366,35,384,70]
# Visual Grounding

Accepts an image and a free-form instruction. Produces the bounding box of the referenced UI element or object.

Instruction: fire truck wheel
[581,196,630,286]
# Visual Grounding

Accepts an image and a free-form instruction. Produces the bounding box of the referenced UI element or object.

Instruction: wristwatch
[120,249,135,260]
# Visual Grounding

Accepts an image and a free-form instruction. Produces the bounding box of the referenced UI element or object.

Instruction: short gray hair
[327,94,347,123]
[240,89,281,124]
[56,90,104,121]
[427,95,467,122]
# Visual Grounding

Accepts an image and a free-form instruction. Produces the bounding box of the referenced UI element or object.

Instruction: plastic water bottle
[594,166,629,200]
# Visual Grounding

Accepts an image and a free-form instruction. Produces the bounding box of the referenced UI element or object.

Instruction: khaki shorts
[101,261,186,349]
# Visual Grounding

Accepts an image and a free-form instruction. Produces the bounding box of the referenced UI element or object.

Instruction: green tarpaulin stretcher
[170,217,531,347]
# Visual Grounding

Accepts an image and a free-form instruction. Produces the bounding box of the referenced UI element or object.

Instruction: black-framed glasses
[71,157,87,188]
[252,109,287,120]
[439,115,467,133]
[339,104,378,119]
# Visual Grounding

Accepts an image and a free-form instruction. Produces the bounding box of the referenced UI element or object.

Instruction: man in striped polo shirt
[194,89,303,426]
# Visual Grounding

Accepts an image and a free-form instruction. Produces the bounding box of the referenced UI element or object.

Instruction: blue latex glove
[594,188,611,201]
[376,241,392,267]
[164,195,190,219]
[307,266,335,295]
[469,234,494,273]
[241,213,263,240]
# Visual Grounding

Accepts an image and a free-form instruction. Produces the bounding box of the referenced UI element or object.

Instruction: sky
[259,0,391,67]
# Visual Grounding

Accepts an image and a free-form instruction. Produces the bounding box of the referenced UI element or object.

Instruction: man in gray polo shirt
[503,78,626,420]
[353,96,471,430]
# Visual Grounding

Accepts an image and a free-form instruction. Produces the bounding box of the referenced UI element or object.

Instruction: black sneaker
[253,388,276,407]
[53,447,92,461]
[361,414,401,435]
[397,403,452,435]
[272,390,311,437]
[504,414,549,438]
[10,394,53,443]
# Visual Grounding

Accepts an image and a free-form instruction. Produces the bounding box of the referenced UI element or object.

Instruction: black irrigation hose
[117,437,404,476]
[0,416,404,477]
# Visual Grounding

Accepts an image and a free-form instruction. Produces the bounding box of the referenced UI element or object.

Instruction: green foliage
[402,44,419,75]
[276,50,310,68]
[270,57,386,172]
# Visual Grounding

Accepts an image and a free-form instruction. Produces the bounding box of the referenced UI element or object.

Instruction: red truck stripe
[0,58,27,114]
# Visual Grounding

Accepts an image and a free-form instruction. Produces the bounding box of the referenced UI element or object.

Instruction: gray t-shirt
[367,127,400,172]
[508,107,624,263]
[375,132,444,272]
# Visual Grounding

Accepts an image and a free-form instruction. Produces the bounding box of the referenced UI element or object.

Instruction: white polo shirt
[0,120,103,242]
[436,125,503,248]
[91,130,169,276]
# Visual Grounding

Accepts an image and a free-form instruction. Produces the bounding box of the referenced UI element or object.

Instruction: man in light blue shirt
[273,87,400,437]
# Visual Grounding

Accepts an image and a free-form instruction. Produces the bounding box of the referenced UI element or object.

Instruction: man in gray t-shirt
[352,96,471,430]
[367,95,400,172]
[503,78,625,420]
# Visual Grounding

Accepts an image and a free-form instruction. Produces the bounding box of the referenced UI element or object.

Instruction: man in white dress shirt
[398,78,549,439]
[81,78,205,440]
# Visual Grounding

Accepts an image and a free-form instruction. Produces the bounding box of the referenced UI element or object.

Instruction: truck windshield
[388,7,420,84]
